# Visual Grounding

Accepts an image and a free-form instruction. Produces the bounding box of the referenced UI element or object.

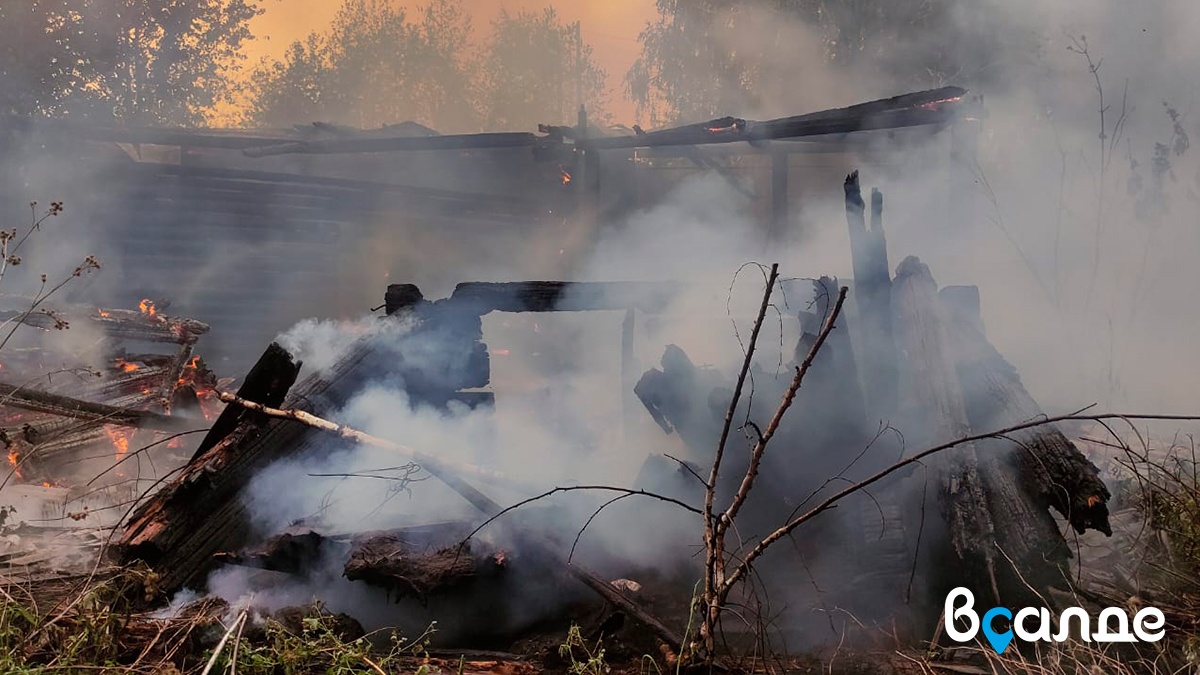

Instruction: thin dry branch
[703,263,779,653]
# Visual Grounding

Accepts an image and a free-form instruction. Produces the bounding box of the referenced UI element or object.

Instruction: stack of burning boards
[0,299,224,587]
[91,171,1112,659]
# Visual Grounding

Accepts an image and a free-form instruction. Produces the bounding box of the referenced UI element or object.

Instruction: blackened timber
[447,281,679,314]
[580,87,966,150]
[343,537,506,601]
[941,286,1112,536]
[0,308,209,345]
[892,257,1068,607]
[243,132,543,157]
[192,342,300,459]
[0,380,192,432]
[844,172,896,417]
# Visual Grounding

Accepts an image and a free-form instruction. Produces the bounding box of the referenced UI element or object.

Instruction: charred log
[343,537,506,602]
[892,257,1068,608]
[940,285,1111,536]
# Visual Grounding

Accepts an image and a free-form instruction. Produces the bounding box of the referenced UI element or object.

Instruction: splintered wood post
[893,259,1070,610]
[891,257,999,601]
[940,285,1112,537]
[844,172,896,418]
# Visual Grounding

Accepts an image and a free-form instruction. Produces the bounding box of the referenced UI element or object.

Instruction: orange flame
[105,426,132,457]
[138,299,157,318]
[97,309,111,318]
[7,448,21,479]
[116,360,141,373]
[559,167,572,184]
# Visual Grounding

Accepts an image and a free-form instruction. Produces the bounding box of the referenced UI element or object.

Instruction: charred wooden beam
[120,342,307,591]
[0,380,193,432]
[192,342,299,459]
[243,132,544,157]
[0,308,209,345]
[214,529,333,576]
[581,87,967,151]
[447,281,680,314]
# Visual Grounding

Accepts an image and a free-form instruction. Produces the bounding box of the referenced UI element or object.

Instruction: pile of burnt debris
[66,170,1114,669]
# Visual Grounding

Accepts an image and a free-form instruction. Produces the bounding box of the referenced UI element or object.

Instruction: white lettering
[1134,608,1166,642]
[1054,607,1092,642]
[1093,608,1137,642]
[945,587,979,641]
[1013,607,1052,642]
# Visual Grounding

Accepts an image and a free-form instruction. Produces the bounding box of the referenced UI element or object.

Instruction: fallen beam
[0,381,195,432]
[446,281,681,314]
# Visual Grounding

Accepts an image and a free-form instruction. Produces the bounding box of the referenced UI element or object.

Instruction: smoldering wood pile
[111,170,1114,650]
[633,172,1111,619]
[0,299,227,590]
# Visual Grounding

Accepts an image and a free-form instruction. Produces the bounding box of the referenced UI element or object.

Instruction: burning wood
[0,297,224,492]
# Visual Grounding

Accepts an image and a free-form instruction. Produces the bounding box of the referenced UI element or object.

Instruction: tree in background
[245,0,476,130]
[246,1,607,133]
[627,0,1039,125]
[477,8,608,131]
[0,0,262,125]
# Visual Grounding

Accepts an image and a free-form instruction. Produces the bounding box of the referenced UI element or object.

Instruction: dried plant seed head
[49,201,63,215]
[6,256,19,266]
[39,273,47,283]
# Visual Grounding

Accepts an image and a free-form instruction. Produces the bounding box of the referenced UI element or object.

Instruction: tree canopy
[627,0,1040,125]
[0,0,262,125]
[245,0,607,133]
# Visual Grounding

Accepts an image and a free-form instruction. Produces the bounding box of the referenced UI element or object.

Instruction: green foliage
[0,0,263,125]
[217,609,436,675]
[558,624,610,675]
[479,8,608,131]
[246,0,607,133]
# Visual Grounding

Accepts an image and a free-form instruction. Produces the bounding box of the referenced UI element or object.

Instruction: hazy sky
[247,0,656,122]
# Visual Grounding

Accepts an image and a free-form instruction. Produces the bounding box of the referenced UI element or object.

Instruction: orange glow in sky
[246,0,655,123]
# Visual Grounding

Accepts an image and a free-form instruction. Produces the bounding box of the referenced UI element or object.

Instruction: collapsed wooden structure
[0,87,977,371]
[110,164,1112,647]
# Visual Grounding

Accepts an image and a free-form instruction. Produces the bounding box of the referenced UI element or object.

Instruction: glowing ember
[138,299,158,318]
[559,167,572,184]
[105,426,132,457]
[917,95,965,111]
[97,309,111,318]
[116,360,141,373]
[6,448,21,479]
[173,356,225,421]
